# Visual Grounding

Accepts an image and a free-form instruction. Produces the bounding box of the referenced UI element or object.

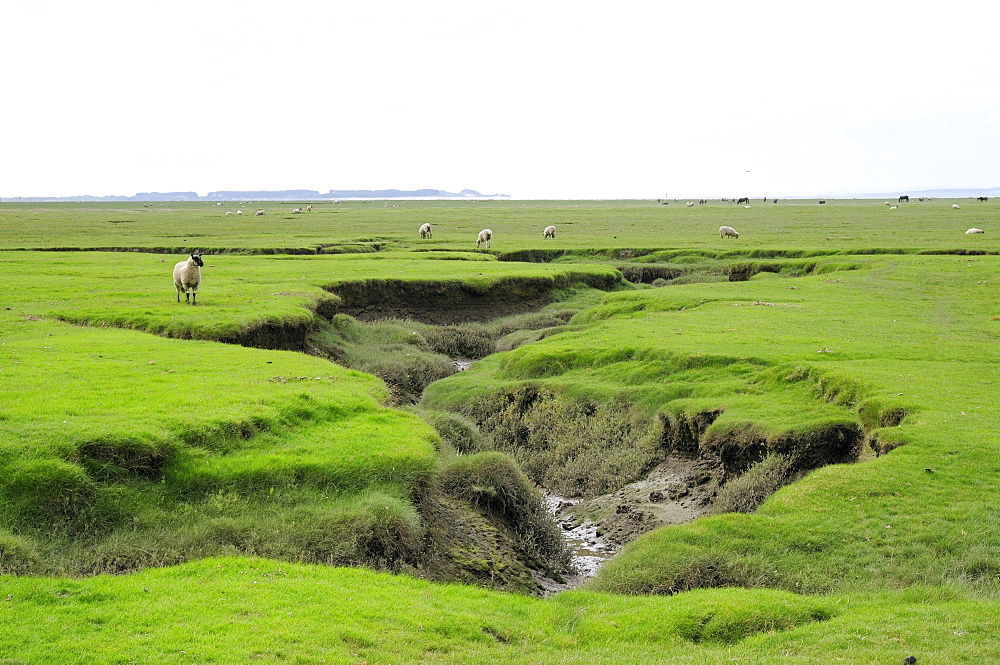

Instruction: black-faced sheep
[173,253,204,305]
[476,229,492,249]
[255,210,265,216]
[966,228,985,234]
[543,225,556,238]
[952,204,961,209]
[719,226,739,239]
[419,223,432,239]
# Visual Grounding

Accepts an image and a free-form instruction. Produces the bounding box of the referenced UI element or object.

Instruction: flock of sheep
[176,201,989,305]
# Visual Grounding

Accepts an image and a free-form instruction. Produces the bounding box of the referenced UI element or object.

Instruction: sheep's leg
[185,291,190,304]
[192,291,197,306]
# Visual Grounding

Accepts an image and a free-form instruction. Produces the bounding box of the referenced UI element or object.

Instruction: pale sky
[3,1,998,199]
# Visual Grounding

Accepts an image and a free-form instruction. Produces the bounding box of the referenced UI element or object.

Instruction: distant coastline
[0,188,510,203]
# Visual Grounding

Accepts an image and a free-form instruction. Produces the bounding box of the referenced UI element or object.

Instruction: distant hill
[3,188,509,202]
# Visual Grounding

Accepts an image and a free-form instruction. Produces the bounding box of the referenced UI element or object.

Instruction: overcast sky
[3,1,998,199]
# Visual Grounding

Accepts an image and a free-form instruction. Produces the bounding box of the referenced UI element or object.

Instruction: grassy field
[2,199,999,662]
[1,197,996,253]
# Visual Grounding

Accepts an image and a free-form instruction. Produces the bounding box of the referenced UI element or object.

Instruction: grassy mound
[0,313,436,574]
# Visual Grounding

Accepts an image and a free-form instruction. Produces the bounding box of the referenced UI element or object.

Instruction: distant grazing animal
[476,228,492,249]
[419,223,432,239]
[952,204,960,209]
[173,253,204,305]
[818,200,826,204]
[306,205,313,211]
[737,197,750,205]
[889,206,898,210]
[977,197,988,202]
[236,210,242,215]
[291,208,303,213]
[225,211,233,216]
[255,210,265,216]
[744,205,751,209]
[884,202,892,206]
[966,228,984,234]
[899,195,909,202]
[543,225,556,238]
[699,199,707,205]
[685,202,695,207]
[719,226,739,239]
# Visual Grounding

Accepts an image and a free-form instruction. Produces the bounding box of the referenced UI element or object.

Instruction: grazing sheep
[306,205,313,212]
[476,228,492,249]
[543,225,556,238]
[255,210,265,216]
[225,211,233,216]
[291,208,303,213]
[952,204,961,209]
[890,206,898,210]
[719,226,739,239]
[419,223,432,239]
[236,210,243,215]
[173,253,204,305]
[685,202,695,207]
[966,228,985,234]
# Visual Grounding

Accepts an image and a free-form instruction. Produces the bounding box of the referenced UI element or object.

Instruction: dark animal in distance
[899,195,909,202]
[977,196,988,202]
[737,197,750,205]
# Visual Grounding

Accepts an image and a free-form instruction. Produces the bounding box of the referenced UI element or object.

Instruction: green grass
[3,200,1000,662]
[1,557,997,663]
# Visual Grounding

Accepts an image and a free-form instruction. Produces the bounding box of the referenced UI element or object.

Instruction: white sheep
[236,210,243,215]
[419,223,432,239]
[255,210,265,216]
[889,206,898,210]
[966,228,985,234]
[291,208,303,213]
[685,202,695,207]
[173,253,204,305]
[543,225,556,238]
[306,205,313,212]
[952,204,961,209]
[225,211,233,216]
[476,229,492,249]
[719,225,739,239]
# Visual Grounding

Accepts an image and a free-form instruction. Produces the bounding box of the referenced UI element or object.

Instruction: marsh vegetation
[2,198,999,662]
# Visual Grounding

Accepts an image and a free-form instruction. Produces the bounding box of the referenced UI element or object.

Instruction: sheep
[306,205,313,212]
[255,210,265,216]
[291,208,303,213]
[719,226,739,239]
[889,206,898,210]
[543,225,556,238]
[952,204,961,209]
[966,228,985,234]
[419,223,432,239]
[685,202,695,207]
[173,253,204,305]
[476,228,492,249]
[236,210,243,215]
[225,211,233,216]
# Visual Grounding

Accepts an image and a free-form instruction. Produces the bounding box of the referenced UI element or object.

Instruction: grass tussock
[710,453,797,514]
[462,385,663,498]
[438,452,568,568]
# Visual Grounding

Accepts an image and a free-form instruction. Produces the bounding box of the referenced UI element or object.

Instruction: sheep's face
[192,254,204,267]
